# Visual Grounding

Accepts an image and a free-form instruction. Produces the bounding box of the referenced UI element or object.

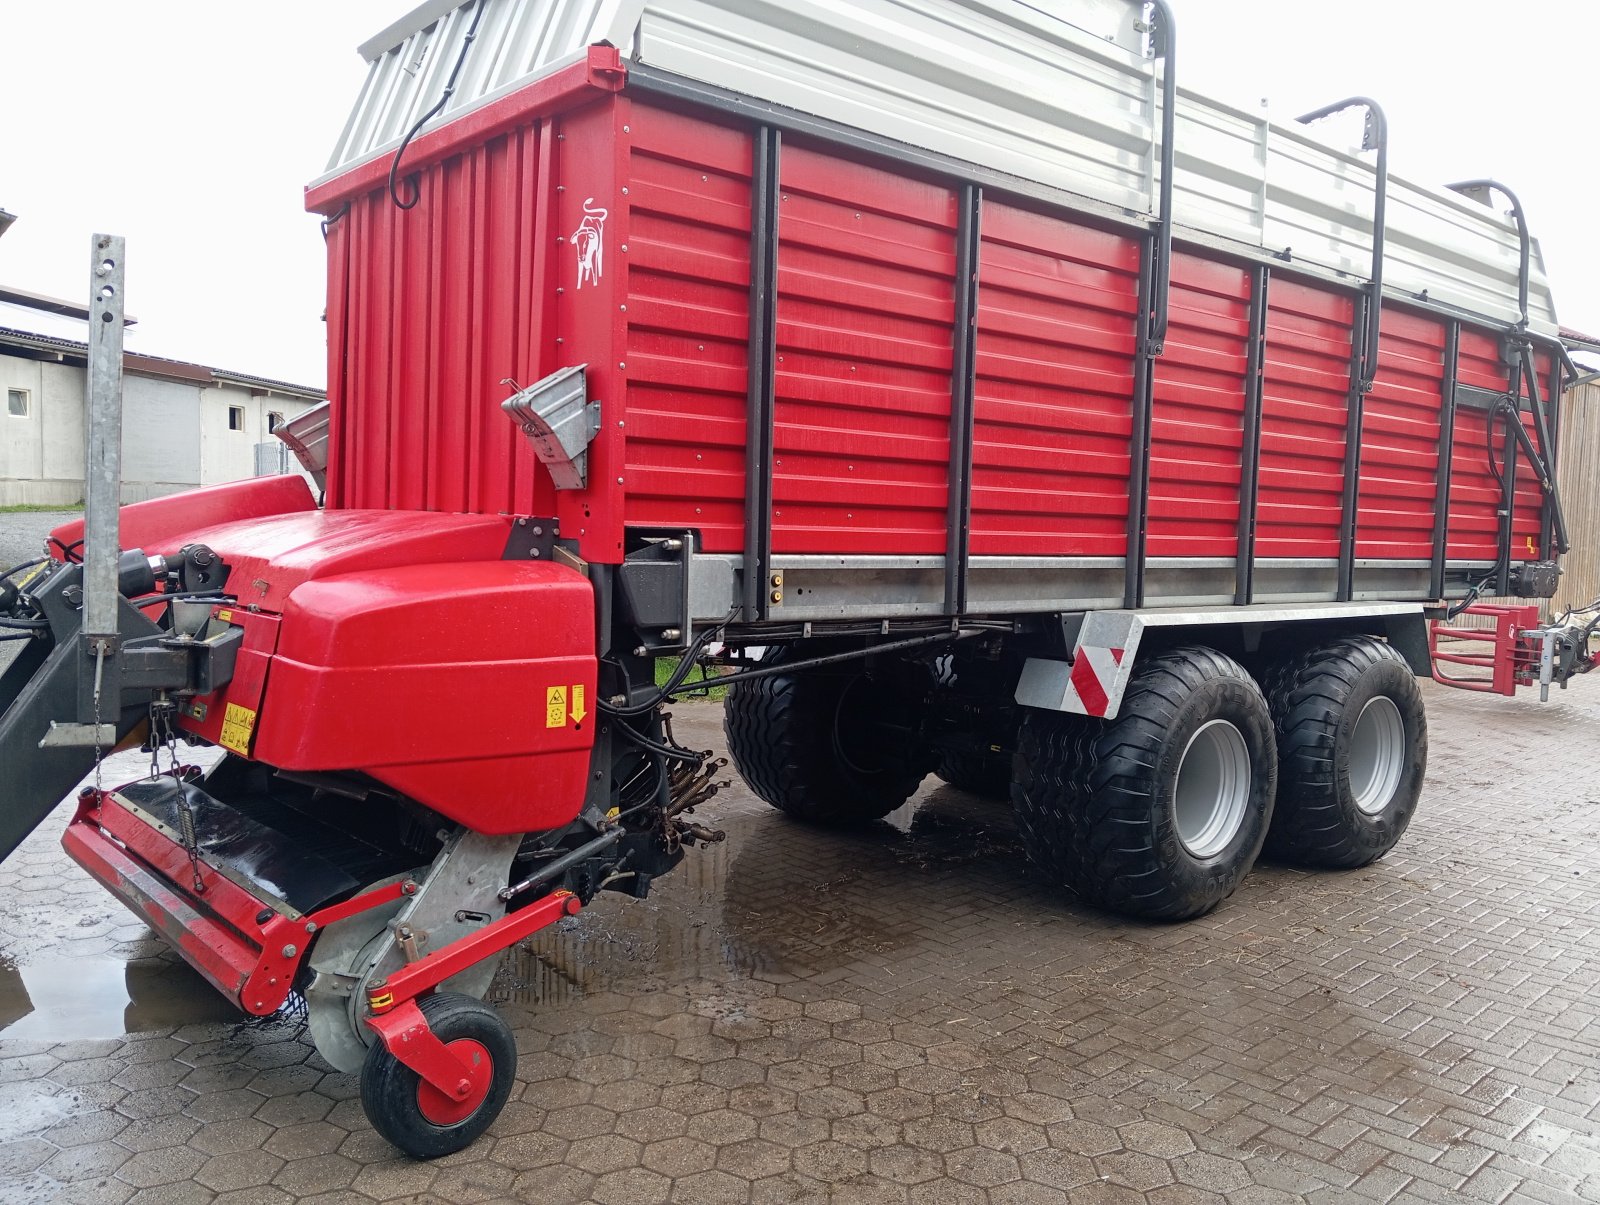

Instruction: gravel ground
[0,510,77,674]
[0,509,72,573]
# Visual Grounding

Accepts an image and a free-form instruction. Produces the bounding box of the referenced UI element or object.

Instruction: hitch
[1430,604,1597,700]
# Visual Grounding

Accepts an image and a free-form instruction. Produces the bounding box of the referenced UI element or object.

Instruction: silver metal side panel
[635,0,1156,216]
[325,0,643,176]
[324,0,1559,334]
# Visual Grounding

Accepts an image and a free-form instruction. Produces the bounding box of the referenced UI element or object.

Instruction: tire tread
[1262,635,1425,867]
[1013,647,1275,921]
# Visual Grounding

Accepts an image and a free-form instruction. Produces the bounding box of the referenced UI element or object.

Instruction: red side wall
[970,204,1139,557]
[623,109,753,554]
[1448,329,1509,560]
[1147,255,1250,558]
[325,121,557,520]
[771,145,957,555]
[316,80,1547,579]
[1518,352,1555,559]
[1256,280,1354,559]
[1356,310,1446,559]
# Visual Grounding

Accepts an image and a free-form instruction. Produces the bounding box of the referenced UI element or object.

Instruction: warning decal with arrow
[545,684,589,728]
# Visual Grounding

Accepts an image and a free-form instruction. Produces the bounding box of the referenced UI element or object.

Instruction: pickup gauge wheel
[724,647,932,825]
[1261,636,1426,867]
[360,993,516,1159]
[1013,647,1278,920]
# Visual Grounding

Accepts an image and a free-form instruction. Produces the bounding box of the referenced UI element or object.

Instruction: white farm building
[0,285,323,507]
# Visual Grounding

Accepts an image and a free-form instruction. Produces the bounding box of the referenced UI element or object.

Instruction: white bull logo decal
[572,198,608,289]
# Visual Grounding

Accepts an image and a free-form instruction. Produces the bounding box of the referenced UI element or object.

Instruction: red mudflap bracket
[1429,604,1542,696]
[62,788,413,1015]
[364,890,582,1105]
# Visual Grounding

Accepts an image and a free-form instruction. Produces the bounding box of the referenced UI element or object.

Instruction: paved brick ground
[2,677,1599,1204]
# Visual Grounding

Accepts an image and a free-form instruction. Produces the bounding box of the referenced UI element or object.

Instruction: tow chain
[148,694,205,894]
[90,642,107,793]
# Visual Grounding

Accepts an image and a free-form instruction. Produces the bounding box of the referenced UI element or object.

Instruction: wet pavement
[1,679,1600,1203]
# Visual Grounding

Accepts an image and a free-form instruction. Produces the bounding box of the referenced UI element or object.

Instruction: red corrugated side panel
[326,122,557,521]
[1515,350,1555,560]
[770,145,956,555]
[970,203,1139,557]
[1256,281,1353,559]
[1444,331,1549,564]
[622,106,752,554]
[1449,328,1511,562]
[1147,254,1250,558]
[1355,309,1445,559]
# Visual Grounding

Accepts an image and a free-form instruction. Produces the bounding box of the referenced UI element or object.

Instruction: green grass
[0,503,82,513]
[655,656,730,702]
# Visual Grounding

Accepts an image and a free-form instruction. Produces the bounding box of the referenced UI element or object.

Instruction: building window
[6,388,27,417]
[267,411,284,432]
[228,405,245,431]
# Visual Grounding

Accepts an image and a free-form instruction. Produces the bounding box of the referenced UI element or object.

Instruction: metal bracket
[274,401,331,493]
[503,517,560,563]
[617,534,694,653]
[40,723,117,749]
[501,366,600,491]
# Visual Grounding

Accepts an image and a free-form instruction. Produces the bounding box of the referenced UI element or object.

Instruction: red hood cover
[168,509,518,613]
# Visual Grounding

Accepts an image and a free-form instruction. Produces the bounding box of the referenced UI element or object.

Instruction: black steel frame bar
[1517,344,1568,556]
[1234,265,1269,606]
[1336,292,1371,602]
[944,184,981,616]
[742,127,780,621]
[1146,1,1177,357]
[1543,353,1563,559]
[1124,238,1157,610]
[1498,346,1522,597]
[1429,321,1461,599]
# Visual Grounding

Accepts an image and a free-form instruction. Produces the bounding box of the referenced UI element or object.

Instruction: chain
[149,702,164,781]
[91,642,106,792]
[148,695,181,781]
[147,693,205,893]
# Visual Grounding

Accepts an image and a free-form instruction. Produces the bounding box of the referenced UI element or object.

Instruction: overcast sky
[1,1,1594,388]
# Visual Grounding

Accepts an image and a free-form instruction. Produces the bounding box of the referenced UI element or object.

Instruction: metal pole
[83,235,126,644]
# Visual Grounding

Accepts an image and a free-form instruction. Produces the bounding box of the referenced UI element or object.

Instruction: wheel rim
[415,1038,493,1127]
[1349,695,1405,815]
[1174,719,1252,858]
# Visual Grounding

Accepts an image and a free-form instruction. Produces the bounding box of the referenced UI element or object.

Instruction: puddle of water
[0,1088,75,1139]
[0,954,241,1042]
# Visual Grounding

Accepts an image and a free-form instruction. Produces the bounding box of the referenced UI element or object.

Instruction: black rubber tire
[724,649,930,825]
[934,751,1013,801]
[1013,646,1277,921]
[360,993,516,1159]
[1261,635,1426,868]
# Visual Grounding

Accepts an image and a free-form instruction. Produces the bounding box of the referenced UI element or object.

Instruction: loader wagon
[0,0,1592,1158]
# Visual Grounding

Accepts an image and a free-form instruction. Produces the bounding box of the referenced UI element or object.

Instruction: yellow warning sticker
[217,609,234,623]
[546,686,569,728]
[219,703,258,755]
[571,684,587,725]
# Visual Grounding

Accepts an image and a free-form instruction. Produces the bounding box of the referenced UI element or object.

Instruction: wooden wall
[1552,380,1600,616]
[1477,379,1599,619]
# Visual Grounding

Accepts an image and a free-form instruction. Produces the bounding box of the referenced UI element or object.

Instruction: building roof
[0,288,323,401]
[1561,325,1600,354]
